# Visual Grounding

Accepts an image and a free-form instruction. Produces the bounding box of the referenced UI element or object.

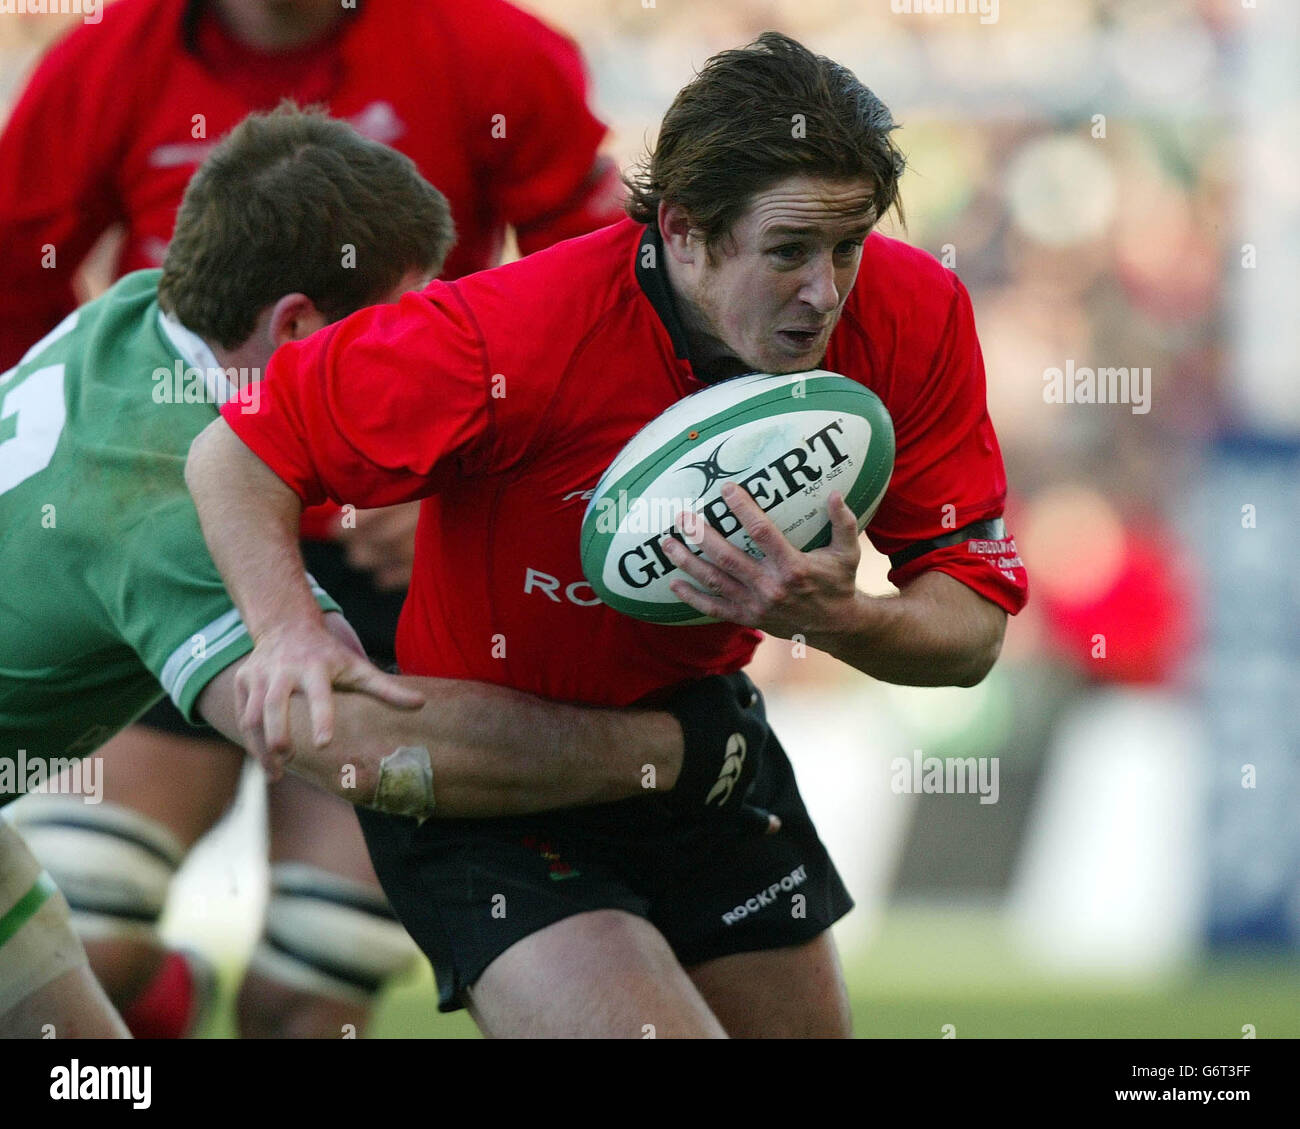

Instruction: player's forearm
[284,678,685,818]
[185,418,322,639]
[807,571,1006,688]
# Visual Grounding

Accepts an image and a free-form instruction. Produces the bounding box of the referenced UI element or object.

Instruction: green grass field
[202,906,1300,1038]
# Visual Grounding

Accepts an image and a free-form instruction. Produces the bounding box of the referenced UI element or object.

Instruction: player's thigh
[87,721,243,848]
[267,772,377,883]
[466,909,726,1039]
[685,930,852,1038]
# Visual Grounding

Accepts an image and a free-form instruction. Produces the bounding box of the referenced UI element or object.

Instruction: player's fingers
[674,510,764,585]
[238,669,268,739]
[827,491,861,558]
[241,688,285,781]
[721,482,798,568]
[680,513,766,582]
[263,751,287,785]
[668,577,736,623]
[257,741,287,785]
[660,530,747,601]
[261,675,294,754]
[238,701,276,778]
[301,666,335,747]
[343,663,426,711]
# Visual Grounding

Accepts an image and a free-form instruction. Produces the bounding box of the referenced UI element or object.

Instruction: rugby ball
[579,370,894,625]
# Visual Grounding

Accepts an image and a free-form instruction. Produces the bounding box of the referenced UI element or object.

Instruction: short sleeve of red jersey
[455,0,622,252]
[222,285,495,509]
[864,276,1028,615]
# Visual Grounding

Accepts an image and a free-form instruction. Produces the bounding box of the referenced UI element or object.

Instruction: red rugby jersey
[0,0,622,369]
[224,219,1028,705]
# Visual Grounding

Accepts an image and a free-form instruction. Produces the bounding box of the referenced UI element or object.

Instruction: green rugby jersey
[0,270,337,782]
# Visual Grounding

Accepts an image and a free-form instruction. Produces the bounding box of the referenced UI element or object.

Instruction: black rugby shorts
[356,722,854,1012]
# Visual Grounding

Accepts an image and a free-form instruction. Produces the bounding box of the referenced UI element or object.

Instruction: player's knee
[6,797,183,1003]
[239,862,418,1038]
[0,817,93,1026]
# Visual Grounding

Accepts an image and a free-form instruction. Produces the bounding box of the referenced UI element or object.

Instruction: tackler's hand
[236,616,423,778]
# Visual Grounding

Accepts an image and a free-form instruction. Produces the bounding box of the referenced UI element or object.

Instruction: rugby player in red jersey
[188,33,1029,1037]
[0,0,623,1036]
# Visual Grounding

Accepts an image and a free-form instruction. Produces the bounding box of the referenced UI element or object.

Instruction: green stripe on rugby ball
[580,371,894,625]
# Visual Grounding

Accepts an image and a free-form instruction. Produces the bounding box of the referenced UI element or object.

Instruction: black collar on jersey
[634,224,694,363]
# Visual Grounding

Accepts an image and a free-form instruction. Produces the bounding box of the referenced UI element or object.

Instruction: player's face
[685,176,875,375]
[214,0,348,49]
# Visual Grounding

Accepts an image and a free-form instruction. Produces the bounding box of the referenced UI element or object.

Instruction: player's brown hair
[159,103,455,348]
[624,32,905,248]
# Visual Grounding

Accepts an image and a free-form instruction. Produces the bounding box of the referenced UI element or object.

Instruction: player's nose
[797,254,840,313]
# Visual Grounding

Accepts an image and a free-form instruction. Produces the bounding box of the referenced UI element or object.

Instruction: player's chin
[760,332,826,373]
[761,349,824,374]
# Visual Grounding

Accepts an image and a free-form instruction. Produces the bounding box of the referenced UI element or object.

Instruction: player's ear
[267,293,329,348]
[659,201,699,266]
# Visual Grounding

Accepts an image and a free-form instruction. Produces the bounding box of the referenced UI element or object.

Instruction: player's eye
[834,239,864,259]
[768,243,806,264]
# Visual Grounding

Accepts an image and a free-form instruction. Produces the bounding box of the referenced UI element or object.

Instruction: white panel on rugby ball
[580,371,894,625]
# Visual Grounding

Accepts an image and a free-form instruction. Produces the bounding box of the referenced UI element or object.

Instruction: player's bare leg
[686,931,852,1038]
[2,967,128,1040]
[465,910,727,1039]
[236,772,417,1038]
[11,725,242,1010]
[0,819,127,1039]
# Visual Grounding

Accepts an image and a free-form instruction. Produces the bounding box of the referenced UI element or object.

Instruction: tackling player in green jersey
[0,271,345,761]
[0,105,447,1038]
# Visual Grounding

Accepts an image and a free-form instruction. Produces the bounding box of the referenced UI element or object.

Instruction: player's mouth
[775,327,825,354]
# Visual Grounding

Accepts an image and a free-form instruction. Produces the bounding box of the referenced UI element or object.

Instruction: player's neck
[662,255,750,383]
[208,336,270,375]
